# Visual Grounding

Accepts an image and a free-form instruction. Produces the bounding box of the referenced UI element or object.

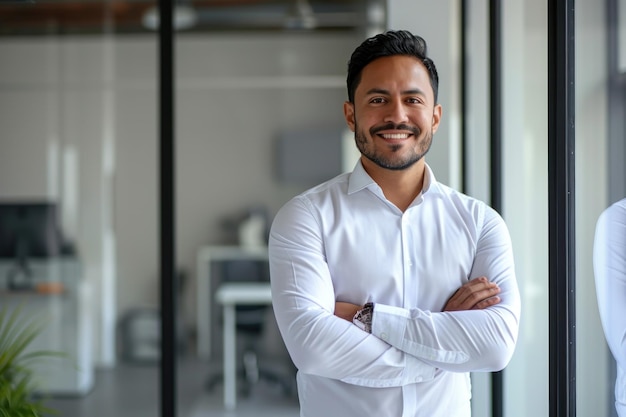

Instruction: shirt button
[380,332,389,341]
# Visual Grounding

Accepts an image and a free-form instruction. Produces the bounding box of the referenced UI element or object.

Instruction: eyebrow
[365,87,427,96]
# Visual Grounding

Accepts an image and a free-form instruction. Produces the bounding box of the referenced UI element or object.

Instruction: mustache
[370,123,421,136]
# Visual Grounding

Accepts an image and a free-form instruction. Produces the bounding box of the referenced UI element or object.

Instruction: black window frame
[158,1,579,416]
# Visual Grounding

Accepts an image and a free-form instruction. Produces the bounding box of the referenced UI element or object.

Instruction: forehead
[356,55,433,100]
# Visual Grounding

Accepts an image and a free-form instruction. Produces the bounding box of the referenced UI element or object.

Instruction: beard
[354,122,433,171]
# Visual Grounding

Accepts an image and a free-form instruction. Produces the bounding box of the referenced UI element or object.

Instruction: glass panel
[463,1,551,415]
[170,0,543,416]
[174,1,376,415]
[581,0,625,416]
[0,1,159,416]
[165,1,558,416]
[387,2,579,417]
[497,2,550,416]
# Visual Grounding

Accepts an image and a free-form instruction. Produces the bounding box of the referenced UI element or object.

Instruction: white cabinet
[0,258,94,396]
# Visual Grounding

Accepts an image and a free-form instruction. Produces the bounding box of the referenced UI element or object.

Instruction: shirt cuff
[372,304,469,364]
[369,303,409,347]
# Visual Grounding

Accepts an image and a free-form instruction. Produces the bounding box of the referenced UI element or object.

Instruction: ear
[343,101,356,132]
[431,104,442,134]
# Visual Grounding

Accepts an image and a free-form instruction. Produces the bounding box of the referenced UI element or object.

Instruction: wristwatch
[353,302,374,333]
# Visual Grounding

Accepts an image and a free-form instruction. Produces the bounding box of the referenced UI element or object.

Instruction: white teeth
[381,133,410,139]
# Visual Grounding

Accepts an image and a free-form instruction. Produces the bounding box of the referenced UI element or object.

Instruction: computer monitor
[0,201,64,289]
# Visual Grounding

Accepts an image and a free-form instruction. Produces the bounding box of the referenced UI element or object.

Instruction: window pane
[173,2,372,415]
[581,0,625,416]
[0,1,160,415]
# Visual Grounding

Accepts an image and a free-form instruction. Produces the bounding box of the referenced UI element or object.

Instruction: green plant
[0,305,63,417]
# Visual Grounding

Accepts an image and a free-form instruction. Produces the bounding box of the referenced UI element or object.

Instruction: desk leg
[196,258,210,359]
[223,304,236,410]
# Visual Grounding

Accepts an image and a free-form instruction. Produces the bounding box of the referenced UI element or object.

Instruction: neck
[361,157,426,212]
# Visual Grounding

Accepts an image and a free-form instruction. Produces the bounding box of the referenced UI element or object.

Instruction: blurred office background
[0,0,624,416]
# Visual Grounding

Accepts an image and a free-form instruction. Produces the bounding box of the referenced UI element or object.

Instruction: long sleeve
[269,196,437,388]
[369,207,521,372]
[594,201,626,380]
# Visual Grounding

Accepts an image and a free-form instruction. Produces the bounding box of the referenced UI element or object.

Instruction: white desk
[215,282,272,410]
[196,245,269,360]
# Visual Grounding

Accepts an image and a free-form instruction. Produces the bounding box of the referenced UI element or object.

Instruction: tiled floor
[44,357,300,417]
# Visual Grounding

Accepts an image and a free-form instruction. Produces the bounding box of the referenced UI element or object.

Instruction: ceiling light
[284,0,317,30]
[142,4,199,31]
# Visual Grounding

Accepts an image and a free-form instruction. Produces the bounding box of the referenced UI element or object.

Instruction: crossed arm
[331,272,517,374]
[270,198,520,386]
[335,276,502,322]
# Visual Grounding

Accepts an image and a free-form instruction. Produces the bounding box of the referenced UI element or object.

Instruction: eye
[406,97,423,105]
[369,97,386,104]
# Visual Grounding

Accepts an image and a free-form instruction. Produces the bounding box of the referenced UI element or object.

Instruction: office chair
[205,259,295,397]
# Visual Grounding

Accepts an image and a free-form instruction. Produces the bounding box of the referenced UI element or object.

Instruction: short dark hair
[346,30,439,104]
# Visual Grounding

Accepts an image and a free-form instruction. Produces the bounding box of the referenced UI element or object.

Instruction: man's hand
[443,276,501,311]
[334,302,363,321]
[335,276,499,320]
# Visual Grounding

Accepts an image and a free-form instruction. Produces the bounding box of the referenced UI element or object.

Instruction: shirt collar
[347,160,438,196]
[347,160,374,194]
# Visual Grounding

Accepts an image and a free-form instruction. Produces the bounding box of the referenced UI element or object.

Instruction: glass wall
[173,1,374,414]
[0,1,161,415]
[578,0,625,417]
[500,2,550,415]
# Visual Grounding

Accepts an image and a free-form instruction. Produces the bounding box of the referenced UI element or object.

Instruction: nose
[383,98,409,124]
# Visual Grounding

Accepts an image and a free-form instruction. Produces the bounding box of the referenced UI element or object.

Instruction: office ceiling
[0,0,379,36]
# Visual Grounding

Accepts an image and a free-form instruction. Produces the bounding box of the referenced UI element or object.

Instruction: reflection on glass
[576,1,623,416]
[594,198,626,417]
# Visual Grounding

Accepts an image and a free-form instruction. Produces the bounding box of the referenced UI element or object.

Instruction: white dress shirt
[269,162,521,417]
[594,198,626,417]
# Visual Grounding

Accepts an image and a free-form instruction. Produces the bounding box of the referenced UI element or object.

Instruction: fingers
[472,294,501,310]
[443,276,501,312]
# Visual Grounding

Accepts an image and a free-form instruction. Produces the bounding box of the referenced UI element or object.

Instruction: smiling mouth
[371,123,420,140]
[379,133,412,140]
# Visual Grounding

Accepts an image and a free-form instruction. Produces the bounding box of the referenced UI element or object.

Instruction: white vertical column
[463,4,492,414]
[100,30,117,367]
[501,1,551,416]
[617,0,626,74]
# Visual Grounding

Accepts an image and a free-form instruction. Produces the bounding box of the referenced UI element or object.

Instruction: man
[593,198,626,417]
[269,30,520,417]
